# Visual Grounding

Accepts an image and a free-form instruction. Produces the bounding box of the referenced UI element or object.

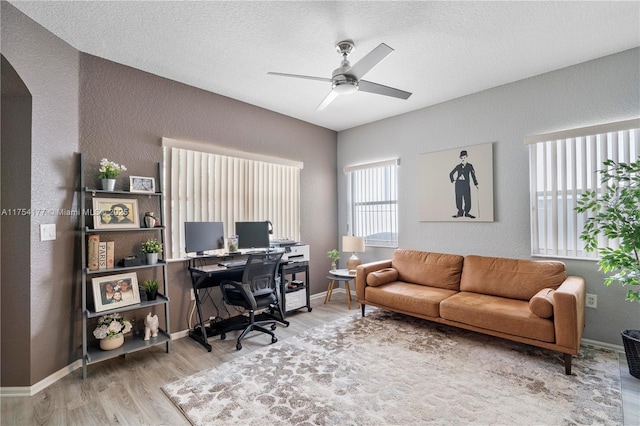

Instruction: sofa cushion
[529,288,555,318]
[391,249,464,291]
[440,292,555,343]
[459,255,566,301]
[366,282,457,318]
[366,268,399,287]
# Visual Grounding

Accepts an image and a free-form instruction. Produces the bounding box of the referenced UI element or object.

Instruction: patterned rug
[162,310,623,425]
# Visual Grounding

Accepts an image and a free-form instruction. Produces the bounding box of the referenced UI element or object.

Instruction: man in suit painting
[449,150,478,218]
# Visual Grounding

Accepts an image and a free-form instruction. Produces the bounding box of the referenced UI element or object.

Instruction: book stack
[87,235,114,270]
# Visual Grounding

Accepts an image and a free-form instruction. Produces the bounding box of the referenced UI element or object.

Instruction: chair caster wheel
[220,333,226,340]
[236,342,242,350]
[271,336,278,344]
[271,324,277,330]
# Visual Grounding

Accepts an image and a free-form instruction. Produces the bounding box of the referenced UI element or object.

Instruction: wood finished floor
[2,295,639,425]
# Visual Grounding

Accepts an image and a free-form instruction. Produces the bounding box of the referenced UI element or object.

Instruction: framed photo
[129,176,156,193]
[92,198,140,229]
[92,272,141,313]
[418,142,494,222]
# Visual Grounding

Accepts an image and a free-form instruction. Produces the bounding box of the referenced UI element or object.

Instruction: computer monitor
[235,221,270,251]
[184,221,225,256]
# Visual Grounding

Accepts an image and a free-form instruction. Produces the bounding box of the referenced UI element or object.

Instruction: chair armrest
[553,275,586,353]
[355,260,393,300]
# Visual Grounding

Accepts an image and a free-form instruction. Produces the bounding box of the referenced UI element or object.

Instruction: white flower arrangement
[98,158,127,179]
[93,313,133,340]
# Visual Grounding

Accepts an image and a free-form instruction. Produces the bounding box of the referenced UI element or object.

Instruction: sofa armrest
[356,260,392,300]
[553,275,586,353]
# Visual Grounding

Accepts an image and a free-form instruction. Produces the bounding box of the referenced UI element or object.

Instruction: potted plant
[97,158,126,191]
[575,158,640,378]
[141,279,159,301]
[93,313,133,351]
[141,238,163,265]
[327,249,340,271]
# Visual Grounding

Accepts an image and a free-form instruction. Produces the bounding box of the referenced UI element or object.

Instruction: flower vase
[100,333,124,351]
[146,290,158,301]
[146,253,159,265]
[330,261,337,271]
[101,178,116,191]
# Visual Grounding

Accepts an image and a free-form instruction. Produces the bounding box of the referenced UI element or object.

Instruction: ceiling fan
[268,40,412,110]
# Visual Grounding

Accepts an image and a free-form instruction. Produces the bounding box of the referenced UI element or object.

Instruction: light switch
[40,224,56,241]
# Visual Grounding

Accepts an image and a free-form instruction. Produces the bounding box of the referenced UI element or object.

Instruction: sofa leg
[564,353,572,375]
[361,304,366,317]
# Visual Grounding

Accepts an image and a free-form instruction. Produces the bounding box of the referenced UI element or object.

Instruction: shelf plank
[85,294,170,318]
[84,187,162,196]
[86,260,167,275]
[86,330,171,363]
[84,226,165,233]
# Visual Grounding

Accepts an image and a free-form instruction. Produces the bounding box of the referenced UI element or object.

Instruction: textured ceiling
[9,1,640,131]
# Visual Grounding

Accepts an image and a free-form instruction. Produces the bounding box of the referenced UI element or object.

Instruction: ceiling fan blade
[358,80,412,100]
[267,72,332,83]
[348,43,394,80]
[316,90,339,111]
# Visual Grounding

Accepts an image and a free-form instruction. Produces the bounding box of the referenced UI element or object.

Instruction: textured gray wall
[1,75,32,387]
[1,2,80,385]
[79,54,337,334]
[338,48,640,346]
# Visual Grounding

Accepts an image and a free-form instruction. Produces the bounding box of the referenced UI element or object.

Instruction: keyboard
[218,260,247,269]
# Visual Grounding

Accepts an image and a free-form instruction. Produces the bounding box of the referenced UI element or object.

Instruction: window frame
[527,119,640,260]
[344,158,399,248]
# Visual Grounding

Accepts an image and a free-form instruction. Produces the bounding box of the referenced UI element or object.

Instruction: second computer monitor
[235,221,270,251]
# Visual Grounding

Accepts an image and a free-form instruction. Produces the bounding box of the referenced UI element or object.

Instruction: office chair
[219,252,286,350]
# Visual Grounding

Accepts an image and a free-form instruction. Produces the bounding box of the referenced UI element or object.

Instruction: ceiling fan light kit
[268,39,412,110]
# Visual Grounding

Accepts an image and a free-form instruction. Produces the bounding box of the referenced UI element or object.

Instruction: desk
[188,260,298,352]
[188,263,244,351]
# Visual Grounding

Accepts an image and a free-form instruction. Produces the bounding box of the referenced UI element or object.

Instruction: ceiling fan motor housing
[332,41,359,94]
[332,74,359,94]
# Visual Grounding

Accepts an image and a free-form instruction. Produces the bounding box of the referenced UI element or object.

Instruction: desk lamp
[342,236,365,270]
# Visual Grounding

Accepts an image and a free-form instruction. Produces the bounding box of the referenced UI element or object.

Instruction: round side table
[324,269,356,309]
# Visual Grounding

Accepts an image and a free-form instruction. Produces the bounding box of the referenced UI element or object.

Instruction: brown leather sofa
[356,249,586,374]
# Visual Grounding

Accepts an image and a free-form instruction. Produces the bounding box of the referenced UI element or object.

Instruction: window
[344,159,399,247]
[527,119,639,259]
[163,138,302,259]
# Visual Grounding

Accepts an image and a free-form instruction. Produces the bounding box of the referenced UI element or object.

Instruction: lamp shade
[342,236,365,253]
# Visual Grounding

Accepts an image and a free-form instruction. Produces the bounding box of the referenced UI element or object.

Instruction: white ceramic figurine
[144,313,159,341]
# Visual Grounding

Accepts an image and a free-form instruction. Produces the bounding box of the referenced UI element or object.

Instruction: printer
[280,243,309,262]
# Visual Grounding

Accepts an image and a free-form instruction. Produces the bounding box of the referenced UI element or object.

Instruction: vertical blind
[344,159,399,247]
[164,144,301,259]
[527,119,640,259]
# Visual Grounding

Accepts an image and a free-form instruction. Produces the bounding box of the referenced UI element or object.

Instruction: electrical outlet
[190,289,195,301]
[586,293,597,308]
[40,224,56,241]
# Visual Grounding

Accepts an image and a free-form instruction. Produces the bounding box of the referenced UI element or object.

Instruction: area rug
[162,310,623,425]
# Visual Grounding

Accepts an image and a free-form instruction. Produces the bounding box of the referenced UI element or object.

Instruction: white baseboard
[0,360,83,397]
[581,337,624,353]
